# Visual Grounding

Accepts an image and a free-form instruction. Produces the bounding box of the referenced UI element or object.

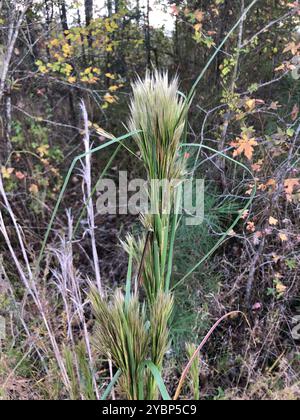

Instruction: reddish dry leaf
[15,171,26,180]
[170,4,179,16]
[251,159,263,172]
[194,9,204,22]
[231,134,258,160]
[241,210,249,220]
[288,2,300,12]
[246,221,256,233]
[291,104,299,121]
[283,42,300,55]
[284,178,300,202]
[252,302,262,311]
[245,185,254,195]
[253,231,263,245]
[266,179,276,187]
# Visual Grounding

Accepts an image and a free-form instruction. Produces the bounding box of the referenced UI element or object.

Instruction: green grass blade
[101,369,122,400]
[165,189,182,292]
[125,252,133,310]
[172,143,257,291]
[143,360,171,401]
[35,130,140,274]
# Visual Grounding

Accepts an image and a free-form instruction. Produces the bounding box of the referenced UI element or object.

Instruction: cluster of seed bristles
[91,71,189,400]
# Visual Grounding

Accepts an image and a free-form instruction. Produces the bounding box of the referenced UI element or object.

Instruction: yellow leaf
[68,76,77,84]
[266,179,276,188]
[39,65,48,74]
[105,73,115,79]
[276,282,287,294]
[104,93,116,104]
[49,39,60,48]
[84,67,93,75]
[279,232,288,242]
[1,167,14,179]
[245,98,256,111]
[37,144,49,157]
[62,43,72,57]
[270,101,280,110]
[29,184,39,194]
[108,85,119,92]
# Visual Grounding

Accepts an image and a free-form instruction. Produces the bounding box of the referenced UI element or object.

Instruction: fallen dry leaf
[246,221,256,233]
[194,9,204,22]
[269,216,279,226]
[291,104,299,121]
[15,171,26,180]
[231,134,258,160]
[29,184,39,194]
[1,167,14,179]
[276,282,287,294]
[278,232,288,242]
[284,178,300,202]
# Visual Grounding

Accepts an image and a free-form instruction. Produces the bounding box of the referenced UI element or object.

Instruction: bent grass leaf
[173,143,257,290]
[36,130,140,274]
[101,369,122,401]
[142,361,171,401]
[174,311,250,400]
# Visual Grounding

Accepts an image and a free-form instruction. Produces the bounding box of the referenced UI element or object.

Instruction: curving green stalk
[35,131,140,275]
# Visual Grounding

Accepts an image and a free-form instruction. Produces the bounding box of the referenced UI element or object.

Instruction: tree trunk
[145,0,151,68]
[59,0,69,32]
[107,0,113,17]
[85,0,93,26]
[136,0,140,23]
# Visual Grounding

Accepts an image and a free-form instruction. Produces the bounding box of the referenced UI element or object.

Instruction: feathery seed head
[129,71,188,180]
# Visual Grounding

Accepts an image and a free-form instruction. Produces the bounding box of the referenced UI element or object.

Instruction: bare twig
[80,101,103,296]
[0,1,32,102]
[174,311,251,400]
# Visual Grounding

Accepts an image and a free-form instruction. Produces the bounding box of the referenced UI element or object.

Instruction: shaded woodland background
[1,0,300,400]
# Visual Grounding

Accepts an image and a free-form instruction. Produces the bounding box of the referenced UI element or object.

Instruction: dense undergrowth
[1,0,300,400]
